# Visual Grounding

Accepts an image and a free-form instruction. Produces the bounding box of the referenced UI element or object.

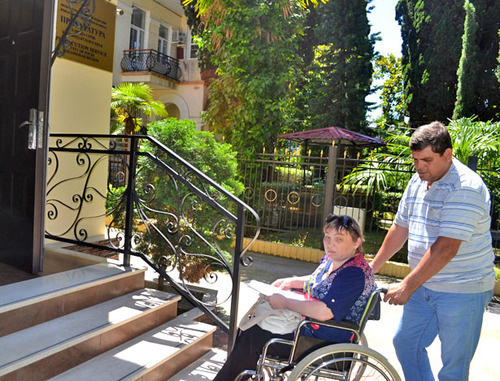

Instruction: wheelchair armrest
[301,318,360,332]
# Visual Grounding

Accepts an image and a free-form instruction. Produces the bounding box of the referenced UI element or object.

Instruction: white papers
[248,280,305,301]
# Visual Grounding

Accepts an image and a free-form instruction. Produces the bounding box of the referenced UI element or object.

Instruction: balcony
[121,49,180,82]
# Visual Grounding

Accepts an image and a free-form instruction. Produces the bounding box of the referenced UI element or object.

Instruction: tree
[373,54,405,127]
[111,82,167,135]
[397,0,500,125]
[200,0,306,159]
[189,0,322,16]
[307,0,375,132]
[396,0,465,126]
[470,0,500,121]
[453,0,480,120]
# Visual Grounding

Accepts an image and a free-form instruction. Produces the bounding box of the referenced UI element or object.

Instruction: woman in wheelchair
[214,214,376,381]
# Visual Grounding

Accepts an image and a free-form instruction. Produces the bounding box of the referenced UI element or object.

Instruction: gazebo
[278,126,386,222]
[278,126,385,147]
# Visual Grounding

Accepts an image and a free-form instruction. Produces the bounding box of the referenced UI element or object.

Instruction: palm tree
[341,128,413,194]
[342,118,500,194]
[111,82,168,135]
[448,117,500,168]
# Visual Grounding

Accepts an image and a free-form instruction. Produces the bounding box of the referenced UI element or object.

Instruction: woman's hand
[266,294,288,309]
[272,277,305,290]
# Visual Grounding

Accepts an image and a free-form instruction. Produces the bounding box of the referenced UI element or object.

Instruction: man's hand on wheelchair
[383,282,412,305]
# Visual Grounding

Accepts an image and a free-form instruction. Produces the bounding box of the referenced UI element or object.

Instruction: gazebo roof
[278,126,385,147]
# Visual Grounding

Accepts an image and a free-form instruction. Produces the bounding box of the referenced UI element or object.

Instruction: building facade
[113,0,206,127]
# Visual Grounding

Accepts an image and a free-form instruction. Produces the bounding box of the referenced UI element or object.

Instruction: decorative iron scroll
[51,0,96,65]
[46,134,260,341]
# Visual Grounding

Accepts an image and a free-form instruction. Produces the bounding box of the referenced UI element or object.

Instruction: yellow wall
[46,56,113,241]
[50,59,112,134]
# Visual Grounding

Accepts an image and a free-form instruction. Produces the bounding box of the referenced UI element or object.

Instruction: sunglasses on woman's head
[326,214,352,228]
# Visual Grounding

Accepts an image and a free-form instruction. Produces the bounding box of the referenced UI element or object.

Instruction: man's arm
[370,223,409,274]
[384,236,462,305]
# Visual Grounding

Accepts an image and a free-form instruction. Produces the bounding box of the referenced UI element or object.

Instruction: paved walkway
[215,252,500,381]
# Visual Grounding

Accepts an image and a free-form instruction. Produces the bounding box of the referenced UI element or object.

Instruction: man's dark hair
[409,121,453,155]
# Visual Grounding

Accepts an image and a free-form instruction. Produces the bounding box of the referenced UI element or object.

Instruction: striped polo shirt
[395,158,495,293]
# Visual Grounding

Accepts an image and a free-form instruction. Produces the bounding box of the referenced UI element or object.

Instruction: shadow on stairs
[0,262,227,380]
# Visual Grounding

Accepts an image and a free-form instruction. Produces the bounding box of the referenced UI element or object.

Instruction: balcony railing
[121,49,180,81]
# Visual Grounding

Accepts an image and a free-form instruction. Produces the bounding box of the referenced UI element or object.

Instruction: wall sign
[55,0,116,72]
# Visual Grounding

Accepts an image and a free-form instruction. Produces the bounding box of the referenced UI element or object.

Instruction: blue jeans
[393,286,492,381]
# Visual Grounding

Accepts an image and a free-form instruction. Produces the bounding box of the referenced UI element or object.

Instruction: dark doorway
[0,0,54,273]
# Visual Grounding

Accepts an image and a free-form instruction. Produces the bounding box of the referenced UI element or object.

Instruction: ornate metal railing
[46,134,260,349]
[121,49,180,81]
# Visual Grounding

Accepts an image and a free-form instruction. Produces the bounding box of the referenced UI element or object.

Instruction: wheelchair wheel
[358,333,368,347]
[287,343,400,381]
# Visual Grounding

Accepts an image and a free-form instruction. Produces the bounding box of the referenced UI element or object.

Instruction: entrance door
[0,0,54,273]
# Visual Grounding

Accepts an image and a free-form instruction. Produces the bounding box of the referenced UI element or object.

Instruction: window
[129,7,145,50]
[189,42,198,59]
[158,25,169,55]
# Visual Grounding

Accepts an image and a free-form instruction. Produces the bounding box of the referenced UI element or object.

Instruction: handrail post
[228,205,245,352]
[123,136,138,267]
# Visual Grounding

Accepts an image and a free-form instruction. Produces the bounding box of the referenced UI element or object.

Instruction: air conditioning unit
[171,30,180,43]
[178,32,187,44]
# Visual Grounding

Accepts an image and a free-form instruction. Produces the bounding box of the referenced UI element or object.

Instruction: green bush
[274,165,313,184]
[136,118,243,282]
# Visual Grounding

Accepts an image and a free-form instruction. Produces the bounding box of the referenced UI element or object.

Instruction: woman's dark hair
[409,121,452,155]
[324,214,363,254]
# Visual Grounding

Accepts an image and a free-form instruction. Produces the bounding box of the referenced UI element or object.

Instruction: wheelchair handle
[378,287,388,295]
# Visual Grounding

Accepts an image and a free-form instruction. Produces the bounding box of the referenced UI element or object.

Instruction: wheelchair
[235,288,401,381]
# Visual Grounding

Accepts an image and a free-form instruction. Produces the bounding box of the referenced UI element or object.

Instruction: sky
[367,0,403,118]
[369,0,402,57]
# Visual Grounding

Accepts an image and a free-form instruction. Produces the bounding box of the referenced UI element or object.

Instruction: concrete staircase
[0,263,219,380]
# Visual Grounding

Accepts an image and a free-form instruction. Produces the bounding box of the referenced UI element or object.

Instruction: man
[370,121,495,381]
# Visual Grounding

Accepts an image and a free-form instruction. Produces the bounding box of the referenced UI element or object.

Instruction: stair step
[169,348,226,381]
[0,263,146,337]
[51,309,217,381]
[0,288,180,380]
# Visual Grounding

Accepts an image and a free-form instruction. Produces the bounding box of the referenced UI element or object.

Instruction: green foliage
[183,1,213,71]
[497,30,500,83]
[396,0,465,125]
[187,0,325,16]
[111,83,167,135]
[136,118,243,281]
[471,0,500,121]
[397,0,500,125]
[274,166,313,184]
[373,54,405,127]
[342,118,500,202]
[448,117,500,167]
[341,127,413,194]
[453,0,480,120]
[201,0,306,159]
[307,0,375,132]
[146,118,244,195]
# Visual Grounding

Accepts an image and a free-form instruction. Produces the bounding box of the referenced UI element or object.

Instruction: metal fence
[240,150,500,259]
